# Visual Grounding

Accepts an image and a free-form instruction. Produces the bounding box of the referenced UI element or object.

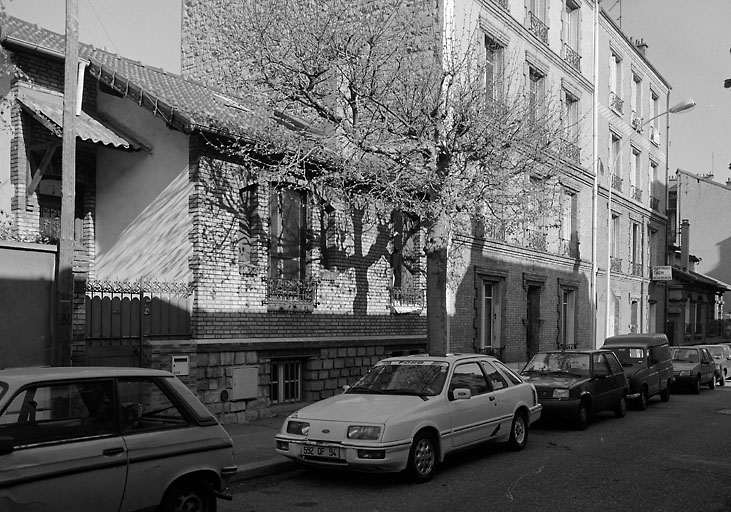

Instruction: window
[563,91,580,156]
[390,211,418,290]
[492,360,524,385]
[528,67,546,124]
[593,354,610,377]
[527,0,548,43]
[648,227,659,266]
[631,222,642,275]
[238,184,262,274]
[561,287,576,348]
[631,72,643,128]
[480,280,501,350]
[630,299,639,333]
[563,0,581,70]
[481,360,508,391]
[271,360,301,404]
[611,213,620,258]
[269,187,306,281]
[117,378,188,433]
[650,90,659,129]
[559,188,576,257]
[485,36,504,101]
[610,51,623,113]
[610,132,622,183]
[449,363,489,396]
[0,380,116,446]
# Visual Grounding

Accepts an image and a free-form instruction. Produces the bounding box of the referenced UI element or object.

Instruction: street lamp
[603,98,696,340]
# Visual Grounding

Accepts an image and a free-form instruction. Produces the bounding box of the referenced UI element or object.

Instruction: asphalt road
[221,385,731,512]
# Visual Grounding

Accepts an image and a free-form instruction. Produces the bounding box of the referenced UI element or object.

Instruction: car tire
[507,412,528,451]
[692,375,701,395]
[575,400,590,430]
[636,388,648,411]
[660,385,670,402]
[407,431,438,483]
[614,395,627,418]
[161,478,216,512]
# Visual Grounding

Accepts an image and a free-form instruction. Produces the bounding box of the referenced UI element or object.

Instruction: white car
[0,367,236,512]
[275,353,541,482]
[697,344,731,385]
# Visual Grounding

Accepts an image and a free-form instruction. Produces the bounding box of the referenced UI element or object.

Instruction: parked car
[0,367,236,512]
[696,344,731,386]
[275,354,542,482]
[520,349,628,430]
[670,346,717,393]
[601,333,673,409]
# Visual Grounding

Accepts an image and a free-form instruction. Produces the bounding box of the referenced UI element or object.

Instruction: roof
[671,267,731,292]
[603,333,669,347]
[0,15,272,139]
[17,85,142,149]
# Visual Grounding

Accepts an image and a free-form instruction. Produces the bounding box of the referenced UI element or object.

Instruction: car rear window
[0,381,7,403]
[164,376,216,422]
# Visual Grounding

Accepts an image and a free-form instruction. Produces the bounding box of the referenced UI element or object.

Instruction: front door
[448,362,498,447]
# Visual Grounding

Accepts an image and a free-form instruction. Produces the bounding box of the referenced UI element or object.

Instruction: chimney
[680,219,690,271]
[635,38,648,57]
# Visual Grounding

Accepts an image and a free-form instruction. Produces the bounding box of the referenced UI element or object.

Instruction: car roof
[0,366,173,383]
[603,333,669,347]
[378,353,497,364]
[536,349,612,355]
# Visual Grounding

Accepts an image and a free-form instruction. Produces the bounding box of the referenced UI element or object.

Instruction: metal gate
[85,279,192,367]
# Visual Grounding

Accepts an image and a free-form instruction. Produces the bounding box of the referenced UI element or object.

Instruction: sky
[3,0,730,185]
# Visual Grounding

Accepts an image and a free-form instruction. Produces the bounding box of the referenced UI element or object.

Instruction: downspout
[591,0,600,346]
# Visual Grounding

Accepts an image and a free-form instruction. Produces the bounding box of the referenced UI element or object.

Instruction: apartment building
[595,10,671,340]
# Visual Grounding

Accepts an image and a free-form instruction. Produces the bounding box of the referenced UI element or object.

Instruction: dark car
[601,333,673,409]
[520,350,628,430]
[670,346,717,394]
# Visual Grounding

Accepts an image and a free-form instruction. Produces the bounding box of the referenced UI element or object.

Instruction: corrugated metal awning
[16,86,144,150]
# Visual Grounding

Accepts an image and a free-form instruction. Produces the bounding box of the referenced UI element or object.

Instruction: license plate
[303,444,340,458]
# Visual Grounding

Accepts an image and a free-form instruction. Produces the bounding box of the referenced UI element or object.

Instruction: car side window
[593,354,610,377]
[118,378,189,433]
[491,360,524,385]
[449,362,490,396]
[0,379,116,447]
[481,361,509,390]
[605,353,624,376]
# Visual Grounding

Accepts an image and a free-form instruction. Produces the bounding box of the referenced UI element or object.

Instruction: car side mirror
[0,436,14,455]
[451,388,472,401]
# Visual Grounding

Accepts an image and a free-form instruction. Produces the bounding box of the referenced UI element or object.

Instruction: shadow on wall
[711,235,731,315]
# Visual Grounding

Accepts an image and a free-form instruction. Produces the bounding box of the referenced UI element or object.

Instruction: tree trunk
[425,213,450,355]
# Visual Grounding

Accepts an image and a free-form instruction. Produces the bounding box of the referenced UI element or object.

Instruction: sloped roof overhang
[16,85,146,150]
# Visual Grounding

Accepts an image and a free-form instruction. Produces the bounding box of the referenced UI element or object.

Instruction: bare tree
[205,0,573,354]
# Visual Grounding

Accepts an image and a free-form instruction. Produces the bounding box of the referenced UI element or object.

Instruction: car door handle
[103,447,125,457]
[489,395,495,402]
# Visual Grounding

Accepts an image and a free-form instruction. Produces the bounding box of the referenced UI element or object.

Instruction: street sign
[651,266,673,281]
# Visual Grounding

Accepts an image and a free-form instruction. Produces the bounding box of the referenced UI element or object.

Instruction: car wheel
[636,387,648,411]
[709,376,716,389]
[691,375,701,395]
[407,431,438,483]
[614,395,627,418]
[161,478,216,512]
[575,400,590,430]
[660,385,670,402]
[507,412,528,451]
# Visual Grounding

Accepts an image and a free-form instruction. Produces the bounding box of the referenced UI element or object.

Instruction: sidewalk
[222,406,302,482]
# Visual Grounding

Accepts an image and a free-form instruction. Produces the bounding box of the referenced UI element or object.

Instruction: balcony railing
[528,11,548,44]
[610,256,623,273]
[630,262,643,277]
[611,174,623,192]
[649,125,661,146]
[389,286,425,314]
[630,185,643,202]
[563,43,581,72]
[525,228,547,251]
[650,195,660,211]
[485,222,507,242]
[610,91,624,114]
[263,277,317,308]
[559,238,579,258]
[631,110,643,132]
[562,138,581,163]
[493,0,508,9]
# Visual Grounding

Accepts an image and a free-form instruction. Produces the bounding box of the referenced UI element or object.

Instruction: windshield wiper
[382,389,428,401]
[346,386,384,394]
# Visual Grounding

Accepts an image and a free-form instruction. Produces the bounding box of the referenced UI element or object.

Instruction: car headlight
[680,371,690,377]
[347,425,381,440]
[286,420,310,436]
[553,389,570,399]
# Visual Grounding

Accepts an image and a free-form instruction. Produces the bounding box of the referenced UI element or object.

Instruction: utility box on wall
[171,355,190,376]
[232,366,258,400]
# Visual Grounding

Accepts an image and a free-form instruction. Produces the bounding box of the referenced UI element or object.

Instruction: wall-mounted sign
[651,266,673,281]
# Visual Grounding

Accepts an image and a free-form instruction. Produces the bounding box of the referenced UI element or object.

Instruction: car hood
[291,393,428,424]
[672,361,700,371]
[521,373,588,388]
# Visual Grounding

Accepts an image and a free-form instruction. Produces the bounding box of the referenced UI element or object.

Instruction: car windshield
[704,347,724,358]
[522,353,591,377]
[609,347,645,365]
[349,360,449,397]
[671,348,698,363]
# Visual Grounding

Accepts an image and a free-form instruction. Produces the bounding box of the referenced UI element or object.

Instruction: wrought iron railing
[485,222,507,242]
[528,11,548,44]
[630,262,643,277]
[650,196,660,211]
[389,287,425,312]
[563,43,581,72]
[649,125,661,145]
[631,185,643,202]
[525,229,547,251]
[610,256,623,273]
[631,110,643,132]
[559,238,579,258]
[611,174,623,192]
[562,138,581,163]
[263,277,318,306]
[610,91,624,114]
[493,0,508,9]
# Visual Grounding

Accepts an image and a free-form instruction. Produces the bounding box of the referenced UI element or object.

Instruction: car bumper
[274,435,412,473]
[536,398,580,417]
[529,404,543,425]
